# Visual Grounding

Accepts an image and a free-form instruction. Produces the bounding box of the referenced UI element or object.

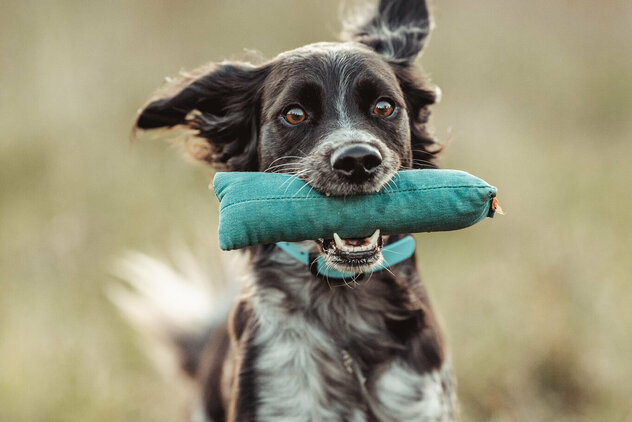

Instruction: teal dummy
[213,169,499,251]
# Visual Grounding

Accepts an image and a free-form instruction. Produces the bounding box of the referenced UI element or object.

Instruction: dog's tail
[108,250,238,377]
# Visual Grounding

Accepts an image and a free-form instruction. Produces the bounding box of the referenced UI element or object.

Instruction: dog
[118,0,458,420]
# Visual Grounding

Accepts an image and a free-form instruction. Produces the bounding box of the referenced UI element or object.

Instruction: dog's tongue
[342,238,368,247]
[333,229,380,251]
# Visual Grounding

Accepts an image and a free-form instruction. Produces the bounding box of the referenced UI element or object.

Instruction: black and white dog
[119,0,458,420]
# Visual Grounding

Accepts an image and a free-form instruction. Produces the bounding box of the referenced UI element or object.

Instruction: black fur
[343,0,432,64]
[137,63,269,170]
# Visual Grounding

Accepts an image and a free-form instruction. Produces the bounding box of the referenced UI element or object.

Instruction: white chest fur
[252,290,367,421]
[372,361,456,421]
[250,281,456,422]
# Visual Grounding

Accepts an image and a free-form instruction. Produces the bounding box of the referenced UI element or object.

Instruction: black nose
[330,144,382,182]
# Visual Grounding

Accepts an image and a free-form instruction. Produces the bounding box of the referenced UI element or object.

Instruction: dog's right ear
[134,62,269,171]
[342,0,432,65]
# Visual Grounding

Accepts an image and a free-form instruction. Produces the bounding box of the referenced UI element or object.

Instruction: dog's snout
[330,144,382,182]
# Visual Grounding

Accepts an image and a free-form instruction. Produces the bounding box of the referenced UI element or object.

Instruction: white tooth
[368,229,380,246]
[333,233,344,249]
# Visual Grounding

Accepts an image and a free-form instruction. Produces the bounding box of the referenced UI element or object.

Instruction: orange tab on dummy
[491,197,504,215]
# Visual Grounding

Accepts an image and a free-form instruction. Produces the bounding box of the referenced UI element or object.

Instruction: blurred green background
[1,0,631,421]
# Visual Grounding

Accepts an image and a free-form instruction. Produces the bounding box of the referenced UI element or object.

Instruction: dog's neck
[244,242,439,364]
[247,242,420,303]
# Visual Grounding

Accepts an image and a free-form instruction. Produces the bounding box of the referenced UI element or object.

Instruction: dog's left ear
[134,62,269,171]
[342,0,432,65]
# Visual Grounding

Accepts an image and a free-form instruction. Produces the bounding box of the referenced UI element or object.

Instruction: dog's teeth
[333,230,381,253]
[368,229,380,247]
[333,233,345,249]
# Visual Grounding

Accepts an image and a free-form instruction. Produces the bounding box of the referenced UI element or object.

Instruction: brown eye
[284,106,306,125]
[373,99,394,117]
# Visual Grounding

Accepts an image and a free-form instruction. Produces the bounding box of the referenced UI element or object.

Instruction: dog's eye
[284,106,307,125]
[373,99,394,118]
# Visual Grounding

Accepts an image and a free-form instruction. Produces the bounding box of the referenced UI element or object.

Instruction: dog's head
[134,0,440,274]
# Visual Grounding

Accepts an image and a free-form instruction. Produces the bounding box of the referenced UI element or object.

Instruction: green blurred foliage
[1,0,631,421]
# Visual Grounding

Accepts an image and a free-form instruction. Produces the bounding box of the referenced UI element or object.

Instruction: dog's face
[258,43,417,272]
[135,0,439,274]
[259,42,411,195]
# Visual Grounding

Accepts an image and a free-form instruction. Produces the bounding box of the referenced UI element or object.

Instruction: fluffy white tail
[109,250,236,376]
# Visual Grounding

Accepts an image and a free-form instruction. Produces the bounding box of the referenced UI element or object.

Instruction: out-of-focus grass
[1,0,631,421]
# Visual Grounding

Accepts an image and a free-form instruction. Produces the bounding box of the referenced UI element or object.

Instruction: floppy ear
[342,0,432,65]
[134,62,269,171]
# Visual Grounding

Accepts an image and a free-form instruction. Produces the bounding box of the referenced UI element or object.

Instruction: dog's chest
[249,274,456,422]
[251,300,367,422]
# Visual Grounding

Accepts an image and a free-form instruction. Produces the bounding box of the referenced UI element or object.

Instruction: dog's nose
[331,144,382,182]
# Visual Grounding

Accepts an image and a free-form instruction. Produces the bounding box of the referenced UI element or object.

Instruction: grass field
[1,0,631,420]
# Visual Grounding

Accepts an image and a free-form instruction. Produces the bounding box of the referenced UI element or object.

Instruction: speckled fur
[199,244,456,422]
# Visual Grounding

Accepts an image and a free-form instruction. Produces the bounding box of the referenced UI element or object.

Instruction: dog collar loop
[276,236,416,279]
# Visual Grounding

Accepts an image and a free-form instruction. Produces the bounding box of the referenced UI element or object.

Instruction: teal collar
[276,236,416,279]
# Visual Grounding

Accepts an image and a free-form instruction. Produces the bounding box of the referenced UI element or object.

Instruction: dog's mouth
[315,229,387,273]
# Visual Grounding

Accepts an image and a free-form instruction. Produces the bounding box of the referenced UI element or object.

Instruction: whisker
[325,275,333,290]
[381,249,406,256]
[293,179,312,197]
[363,269,376,287]
[265,155,304,168]
[311,257,337,291]
[265,163,301,171]
[264,162,303,172]
[409,152,437,169]
[384,179,396,193]
[282,170,309,193]
[264,167,303,173]
[279,174,300,190]
[379,257,398,279]
[279,174,297,188]
[341,275,354,289]
[411,160,435,167]
[411,148,438,156]
[321,261,348,289]
[291,169,318,197]
[305,182,316,196]
[279,169,307,186]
